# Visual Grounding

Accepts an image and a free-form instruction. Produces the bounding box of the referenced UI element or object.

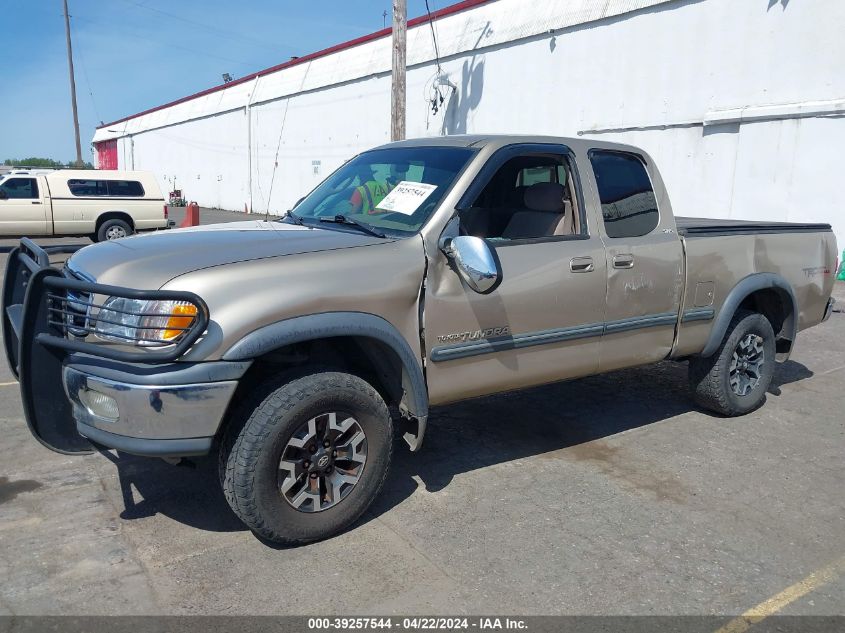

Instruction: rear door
[0,177,50,235]
[586,150,683,370]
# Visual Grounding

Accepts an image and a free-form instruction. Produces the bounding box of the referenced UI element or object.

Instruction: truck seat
[501,182,572,239]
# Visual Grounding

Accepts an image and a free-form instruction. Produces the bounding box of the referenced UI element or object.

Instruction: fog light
[79,389,119,420]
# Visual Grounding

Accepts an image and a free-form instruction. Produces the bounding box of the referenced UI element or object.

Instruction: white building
[92,0,845,248]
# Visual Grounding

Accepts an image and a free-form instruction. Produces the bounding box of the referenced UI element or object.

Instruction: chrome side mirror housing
[441,235,502,294]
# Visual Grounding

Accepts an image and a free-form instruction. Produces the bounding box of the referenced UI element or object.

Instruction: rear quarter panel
[673,230,837,357]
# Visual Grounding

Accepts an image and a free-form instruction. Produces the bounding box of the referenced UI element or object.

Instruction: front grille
[62,268,92,337]
[8,237,208,364]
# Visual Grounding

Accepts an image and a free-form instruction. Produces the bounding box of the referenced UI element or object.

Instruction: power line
[118,0,299,55]
[260,60,313,216]
[73,15,256,68]
[424,0,443,73]
[72,23,102,123]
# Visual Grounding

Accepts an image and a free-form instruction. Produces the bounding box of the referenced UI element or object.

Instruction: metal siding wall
[102,0,845,247]
[250,77,392,214]
[130,110,249,211]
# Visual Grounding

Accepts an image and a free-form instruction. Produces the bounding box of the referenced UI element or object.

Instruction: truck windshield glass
[288,147,475,235]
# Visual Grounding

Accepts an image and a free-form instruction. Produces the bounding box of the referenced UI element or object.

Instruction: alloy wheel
[278,411,367,512]
[106,226,127,240]
[729,333,765,396]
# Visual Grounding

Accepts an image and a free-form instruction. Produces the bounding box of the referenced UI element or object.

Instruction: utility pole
[62,0,83,167]
[390,0,406,141]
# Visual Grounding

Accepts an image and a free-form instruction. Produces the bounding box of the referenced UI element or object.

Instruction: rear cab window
[589,151,659,238]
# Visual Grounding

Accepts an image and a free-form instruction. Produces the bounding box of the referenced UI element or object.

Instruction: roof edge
[96,0,492,131]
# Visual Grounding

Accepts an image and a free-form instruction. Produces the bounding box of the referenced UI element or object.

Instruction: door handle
[31,201,39,204]
[613,254,635,269]
[570,256,594,273]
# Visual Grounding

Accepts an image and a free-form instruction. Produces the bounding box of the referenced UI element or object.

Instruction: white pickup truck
[0,170,170,241]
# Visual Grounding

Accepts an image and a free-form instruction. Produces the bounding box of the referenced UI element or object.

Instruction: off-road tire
[689,309,776,416]
[219,371,393,545]
[96,218,133,242]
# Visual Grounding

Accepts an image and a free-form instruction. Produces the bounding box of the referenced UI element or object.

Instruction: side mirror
[0,190,7,200]
[441,235,502,294]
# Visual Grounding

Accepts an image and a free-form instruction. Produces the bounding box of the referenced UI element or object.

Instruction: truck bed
[676,216,832,237]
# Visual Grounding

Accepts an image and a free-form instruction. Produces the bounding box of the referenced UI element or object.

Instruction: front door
[0,177,49,235]
[423,146,608,405]
[586,150,683,371]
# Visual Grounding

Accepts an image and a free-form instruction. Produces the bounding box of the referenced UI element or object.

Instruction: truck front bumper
[64,365,239,457]
[2,238,248,458]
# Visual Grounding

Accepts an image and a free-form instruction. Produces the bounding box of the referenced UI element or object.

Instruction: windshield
[288,146,475,235]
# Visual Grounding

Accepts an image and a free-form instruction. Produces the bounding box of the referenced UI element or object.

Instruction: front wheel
[689,309,776,416]
[219,371,393,545]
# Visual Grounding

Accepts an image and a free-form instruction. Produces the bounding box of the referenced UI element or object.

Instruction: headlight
[95,297,198,346]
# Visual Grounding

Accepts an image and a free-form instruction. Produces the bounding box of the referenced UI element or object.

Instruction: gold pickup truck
[2,136,837,545]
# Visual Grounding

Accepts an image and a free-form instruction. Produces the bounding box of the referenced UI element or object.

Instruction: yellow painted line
[0,381,18,387]
[714,554,845,633]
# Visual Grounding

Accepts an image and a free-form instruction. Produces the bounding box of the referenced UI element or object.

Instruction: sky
[0,0,443,163]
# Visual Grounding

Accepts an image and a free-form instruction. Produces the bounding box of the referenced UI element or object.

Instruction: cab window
[460,154,580,241]
[0,178,39,199]
[590,151,659,238]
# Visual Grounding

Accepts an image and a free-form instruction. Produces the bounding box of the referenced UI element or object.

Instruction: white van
[0,170,170,241]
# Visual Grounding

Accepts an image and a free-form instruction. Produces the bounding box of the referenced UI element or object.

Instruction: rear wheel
[689,309,776,416]
[96,218,133,242]
[219,371,393,545]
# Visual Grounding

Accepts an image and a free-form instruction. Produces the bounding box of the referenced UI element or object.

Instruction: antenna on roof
[222,73,233,83]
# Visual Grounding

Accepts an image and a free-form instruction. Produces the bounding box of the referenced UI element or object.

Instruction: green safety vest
[355,180,391,214]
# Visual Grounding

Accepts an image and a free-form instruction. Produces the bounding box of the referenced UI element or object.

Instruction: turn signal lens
[163,303,198,341]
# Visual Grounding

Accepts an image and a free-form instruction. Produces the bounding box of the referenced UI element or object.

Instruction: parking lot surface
[0,218,842,616]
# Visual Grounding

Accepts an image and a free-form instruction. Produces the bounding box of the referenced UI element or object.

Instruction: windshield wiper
[283,209,305,225]
[319,214,386,238]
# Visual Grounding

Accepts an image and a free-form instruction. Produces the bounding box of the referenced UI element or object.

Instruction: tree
[3,157,93,169]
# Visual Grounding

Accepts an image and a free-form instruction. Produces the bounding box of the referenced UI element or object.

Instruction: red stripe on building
[95,139,118,169]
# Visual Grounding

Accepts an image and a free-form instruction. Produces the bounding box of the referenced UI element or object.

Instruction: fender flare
[700,272,798,359]
[221,312,429,449]
[96,211,135,229]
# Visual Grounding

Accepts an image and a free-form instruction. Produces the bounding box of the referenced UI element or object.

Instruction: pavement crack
[373,514,460,585]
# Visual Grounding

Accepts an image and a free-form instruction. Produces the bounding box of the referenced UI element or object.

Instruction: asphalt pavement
[0,217,842,616]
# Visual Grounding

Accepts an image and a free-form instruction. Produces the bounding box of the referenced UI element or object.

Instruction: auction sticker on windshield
[376,181,438,215]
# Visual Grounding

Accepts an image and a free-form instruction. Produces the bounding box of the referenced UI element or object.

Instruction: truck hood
[66,221,390,288]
